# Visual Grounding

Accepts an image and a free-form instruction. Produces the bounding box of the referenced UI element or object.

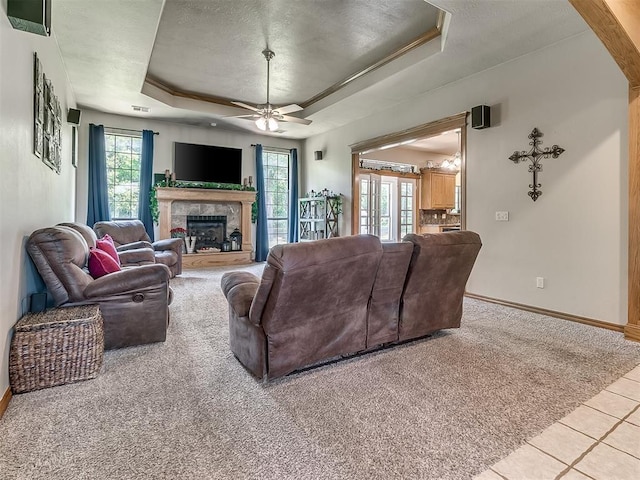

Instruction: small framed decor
[34,52,62,174]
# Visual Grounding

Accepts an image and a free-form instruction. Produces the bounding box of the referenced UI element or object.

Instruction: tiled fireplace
[156,187,256,267]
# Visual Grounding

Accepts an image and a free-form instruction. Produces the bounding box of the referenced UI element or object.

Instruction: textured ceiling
[147,0,441,106]
[52,0,589,139]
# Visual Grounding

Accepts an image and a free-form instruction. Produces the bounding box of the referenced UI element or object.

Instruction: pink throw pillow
[96,234,120,265]
[88,247,121,279]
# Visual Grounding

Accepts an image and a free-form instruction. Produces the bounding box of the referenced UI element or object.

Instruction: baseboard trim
[465,293,625,333]
[624,323,640,342]
[0,387,11,419]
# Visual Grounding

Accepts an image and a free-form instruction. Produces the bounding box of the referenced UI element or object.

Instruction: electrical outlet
[495,211,509,221]
[536,277,544,289]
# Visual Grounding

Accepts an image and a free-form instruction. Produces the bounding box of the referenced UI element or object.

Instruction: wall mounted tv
[173,142,242,184]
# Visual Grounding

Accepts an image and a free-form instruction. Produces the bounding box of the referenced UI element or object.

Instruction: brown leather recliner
[222,235,383,380]
[58,222,157,267]
[222,231,482,381]
[27,225,172,349]
[93,220,183,277]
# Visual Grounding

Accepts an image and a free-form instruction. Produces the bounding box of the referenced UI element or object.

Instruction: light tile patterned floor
[474,365,640,480]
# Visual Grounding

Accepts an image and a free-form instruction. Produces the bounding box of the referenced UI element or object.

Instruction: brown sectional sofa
[222,231,482,380]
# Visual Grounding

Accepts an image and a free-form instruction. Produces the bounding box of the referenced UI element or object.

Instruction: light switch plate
[495,211,509,221]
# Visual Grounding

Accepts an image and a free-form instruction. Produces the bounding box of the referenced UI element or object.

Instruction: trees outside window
[105,133,141,220]
[263,150,290,247]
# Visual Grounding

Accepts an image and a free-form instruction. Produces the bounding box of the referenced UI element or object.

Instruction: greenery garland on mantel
[149,181,257,225]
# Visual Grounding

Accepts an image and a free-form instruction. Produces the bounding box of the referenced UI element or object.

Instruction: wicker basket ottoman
[9,305,104,393]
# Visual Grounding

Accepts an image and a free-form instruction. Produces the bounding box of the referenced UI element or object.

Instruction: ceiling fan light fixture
[255,117,267,131]
[255,115,279,132]
[229,48,311,130]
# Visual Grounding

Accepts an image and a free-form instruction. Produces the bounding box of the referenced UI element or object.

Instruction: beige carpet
[1,264,640,480]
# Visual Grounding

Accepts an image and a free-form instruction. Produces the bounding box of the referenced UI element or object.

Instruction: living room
[2,1,640,479]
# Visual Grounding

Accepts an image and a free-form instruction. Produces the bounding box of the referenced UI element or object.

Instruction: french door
[360,173,416,241]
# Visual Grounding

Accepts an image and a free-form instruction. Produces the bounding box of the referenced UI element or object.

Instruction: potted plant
[170,227,187,239]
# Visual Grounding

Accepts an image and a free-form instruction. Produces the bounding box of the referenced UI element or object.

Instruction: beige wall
[0,5,77,394]
[303,32,629,326]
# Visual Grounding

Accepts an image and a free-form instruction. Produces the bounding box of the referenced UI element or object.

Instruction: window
[359,173,415,240]
[263,149,290,248]
[399,181,414,238]
[360,178,369,234]
[380,181,392,241]
[105,133,141,220]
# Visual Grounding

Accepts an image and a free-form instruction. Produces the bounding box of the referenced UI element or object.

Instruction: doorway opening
[351,112,468,238]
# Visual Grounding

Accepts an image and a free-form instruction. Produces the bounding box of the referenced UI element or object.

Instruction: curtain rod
[250,144,292,154]
[104,126,159,135]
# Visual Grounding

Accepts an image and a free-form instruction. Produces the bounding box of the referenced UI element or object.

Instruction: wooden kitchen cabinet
[420,170,456,210]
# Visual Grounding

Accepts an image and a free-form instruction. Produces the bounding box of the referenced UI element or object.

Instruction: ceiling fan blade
[231,101,260,112]
[280,114,312,125]
[274,104,303,115]
[224,114,259,119]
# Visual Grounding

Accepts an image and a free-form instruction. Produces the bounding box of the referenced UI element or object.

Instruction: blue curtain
[87,124,110,225]
[288,148,299,243]
[139,130,155,241]
[255,144,269,262]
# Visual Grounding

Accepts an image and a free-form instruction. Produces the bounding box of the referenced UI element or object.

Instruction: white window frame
[262,149,290,248]
[359,173,415,241]
[104,131,142,220]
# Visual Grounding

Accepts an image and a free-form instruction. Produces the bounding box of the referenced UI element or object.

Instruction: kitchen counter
[419,223,460,233]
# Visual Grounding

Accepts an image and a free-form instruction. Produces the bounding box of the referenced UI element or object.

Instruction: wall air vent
[132,105,150,113]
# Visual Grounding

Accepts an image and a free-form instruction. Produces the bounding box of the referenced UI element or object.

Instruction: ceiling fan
[227,48,312,132]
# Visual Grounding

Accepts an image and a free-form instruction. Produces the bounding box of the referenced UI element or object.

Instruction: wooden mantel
[156,187,256,266]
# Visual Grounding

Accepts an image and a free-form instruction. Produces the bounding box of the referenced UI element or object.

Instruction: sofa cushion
[88,247,121,279]
[96,234,120,265]
[251,234,383,379]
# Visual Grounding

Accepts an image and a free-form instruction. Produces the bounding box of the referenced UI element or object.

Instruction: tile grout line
[554,402,640,479]
[488,467,509,479]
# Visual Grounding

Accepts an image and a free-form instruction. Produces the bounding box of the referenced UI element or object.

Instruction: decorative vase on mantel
[185,236,197,254]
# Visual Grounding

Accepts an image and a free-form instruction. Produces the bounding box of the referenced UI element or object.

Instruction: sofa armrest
[118,247,156,265]
[153,238,183,252]
[117,240,153,252]
[226,282,259,318]
[83,264,171,299]
[221,272,260,298]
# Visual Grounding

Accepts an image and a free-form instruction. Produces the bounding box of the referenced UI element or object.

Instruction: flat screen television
[173,142,242,184]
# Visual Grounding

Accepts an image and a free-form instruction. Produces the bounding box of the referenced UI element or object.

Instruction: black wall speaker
[8,0,51,36]
[314,151,323,161]
[471,105,491,129]
[30,293,47,313]
[67,108,82,125]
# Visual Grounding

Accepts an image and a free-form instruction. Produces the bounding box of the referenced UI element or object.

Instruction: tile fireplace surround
[155,187,256,267]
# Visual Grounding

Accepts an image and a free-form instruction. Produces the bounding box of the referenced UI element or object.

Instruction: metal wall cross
[509,128,565,201]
